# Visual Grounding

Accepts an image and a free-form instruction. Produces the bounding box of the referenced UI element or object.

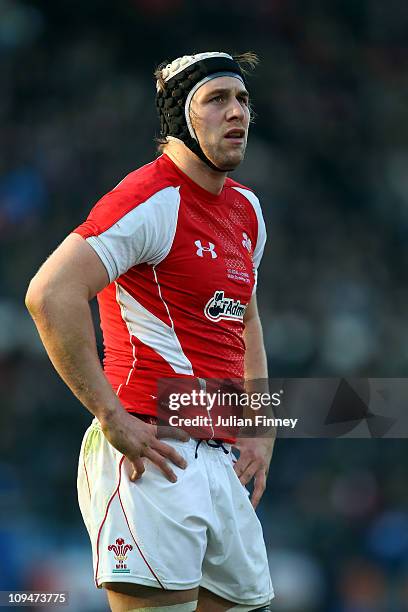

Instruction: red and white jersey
[73,154,266,418]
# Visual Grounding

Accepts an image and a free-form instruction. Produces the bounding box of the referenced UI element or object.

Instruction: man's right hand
[100,409,190,482]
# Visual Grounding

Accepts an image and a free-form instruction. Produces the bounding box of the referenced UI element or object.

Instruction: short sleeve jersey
[73,154,266,417]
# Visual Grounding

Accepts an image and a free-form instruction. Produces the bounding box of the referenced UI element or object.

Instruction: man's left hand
[232,437,274,509]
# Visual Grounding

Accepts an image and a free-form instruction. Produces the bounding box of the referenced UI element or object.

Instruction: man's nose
[226,97,246,121]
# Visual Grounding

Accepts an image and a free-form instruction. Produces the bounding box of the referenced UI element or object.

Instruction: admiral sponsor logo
[204,290,247,322]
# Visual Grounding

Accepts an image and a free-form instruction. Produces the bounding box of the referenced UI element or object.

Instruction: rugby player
[26,51,274,612]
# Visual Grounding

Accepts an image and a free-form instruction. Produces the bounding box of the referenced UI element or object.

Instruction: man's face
[189,76,251,171]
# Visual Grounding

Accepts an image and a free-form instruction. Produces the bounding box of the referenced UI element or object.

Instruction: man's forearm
[236,312,275,507]
[26,288,122,424]
[243,315,268,380]
[26,282,189,483]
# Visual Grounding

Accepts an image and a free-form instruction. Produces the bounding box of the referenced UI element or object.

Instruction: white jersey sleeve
[74,185,181,283]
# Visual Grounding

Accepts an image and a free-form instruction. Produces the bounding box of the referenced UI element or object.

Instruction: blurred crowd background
[1,0,408,610]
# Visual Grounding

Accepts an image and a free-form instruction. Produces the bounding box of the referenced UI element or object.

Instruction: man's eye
[239,97,249,106]
[211,95,224,103]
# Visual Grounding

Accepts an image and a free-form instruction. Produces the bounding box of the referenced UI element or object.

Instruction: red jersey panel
[73,154,266,428]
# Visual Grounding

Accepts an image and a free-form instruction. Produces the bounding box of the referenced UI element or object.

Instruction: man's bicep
[244,293,259,324]
[28,233,110,301]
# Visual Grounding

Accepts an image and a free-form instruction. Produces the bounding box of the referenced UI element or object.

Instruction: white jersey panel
[115,283,194,376]
[86,186,181,282]
[232,187,267,294]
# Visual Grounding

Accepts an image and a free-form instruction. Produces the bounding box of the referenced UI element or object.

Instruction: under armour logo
[242,232,252,253]
[195,240,217,258]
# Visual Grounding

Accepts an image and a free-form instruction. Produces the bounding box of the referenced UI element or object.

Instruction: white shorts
[77,419,274,607]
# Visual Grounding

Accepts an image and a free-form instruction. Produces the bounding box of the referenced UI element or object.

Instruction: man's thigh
[103,582,198,611]
[197,587,271,612]
[102,584,271,611]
